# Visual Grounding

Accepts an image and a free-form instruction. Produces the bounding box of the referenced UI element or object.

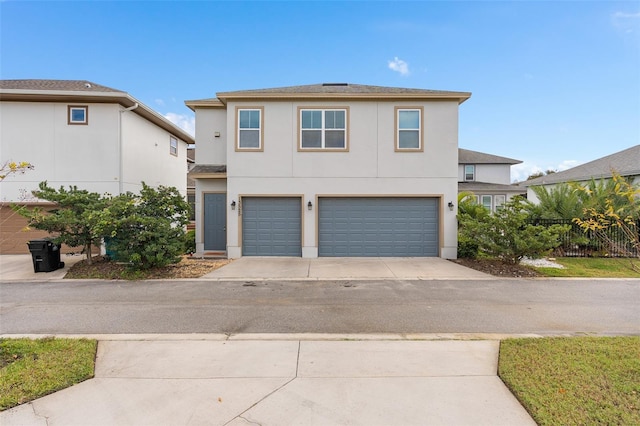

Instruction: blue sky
[2,1,639,181]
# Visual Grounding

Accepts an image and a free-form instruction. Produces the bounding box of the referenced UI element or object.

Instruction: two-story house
[186,83,471,259]
[0,79,194,254]
[458,148,525,211]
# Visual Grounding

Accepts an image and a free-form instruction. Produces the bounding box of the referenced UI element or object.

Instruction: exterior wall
[0,101,120,202]
[217,100,460,259]
[458,163,512,185]
[121,109,188,196]
[194,109,227,165]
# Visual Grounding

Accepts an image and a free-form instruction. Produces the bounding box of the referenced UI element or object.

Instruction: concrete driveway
[202,257,491,280]
[0,254,86,281]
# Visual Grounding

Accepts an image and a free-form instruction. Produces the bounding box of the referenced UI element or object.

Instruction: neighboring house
[457,148,525,211]
[0,79,194,254]
[522,144,640,203]
[186,83,471,259]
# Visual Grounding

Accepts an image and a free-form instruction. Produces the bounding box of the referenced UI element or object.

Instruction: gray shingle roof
[523,145,640,187]
[458,182,526,194]
[189,165,227,175]
[218,83,470,97]
[458,148,522,165]
[0,79,122,93]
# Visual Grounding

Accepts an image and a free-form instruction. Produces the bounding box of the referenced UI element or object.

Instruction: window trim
[481,195,493,211]
[494,194,506,211]
[170,135,178,156]
[394,106,424,152]
[297,106,349,152]
[464,164,476,181]
[235,106,264,152]
[68,105,88,125]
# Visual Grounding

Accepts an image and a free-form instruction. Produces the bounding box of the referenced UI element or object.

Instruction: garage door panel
[319,197,439,257]
[242,197,302,256]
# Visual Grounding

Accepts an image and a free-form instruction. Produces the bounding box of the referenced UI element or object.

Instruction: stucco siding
[0,101,120,202]
[121,109,187,196]
[195,109,227,165]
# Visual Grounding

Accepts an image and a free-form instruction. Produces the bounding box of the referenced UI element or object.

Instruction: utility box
[27,239,65,273]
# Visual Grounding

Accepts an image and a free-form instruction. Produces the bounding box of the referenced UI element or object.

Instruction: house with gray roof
[186,83,471,259]
[457,148,525,211]
[522,145,640,204]
[0,79,194,254]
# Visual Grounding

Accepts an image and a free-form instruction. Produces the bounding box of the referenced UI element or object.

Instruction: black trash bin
[27,239,65,273]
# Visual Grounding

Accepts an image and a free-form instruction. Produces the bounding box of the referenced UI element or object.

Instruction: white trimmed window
[494,195,506,211]
[68,105,88,125]
[237,108,263,150]
[300,108,347,150]
[170,136,178,156]
[481,195,492,211]
[464,165,475,181]
[396,107,423,151]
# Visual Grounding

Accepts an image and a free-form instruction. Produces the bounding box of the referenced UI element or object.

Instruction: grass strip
[535,257,640,277]
[499,336,640,425]
[0,337,97,411]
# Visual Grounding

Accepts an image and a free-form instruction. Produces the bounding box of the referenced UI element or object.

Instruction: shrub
[183,229,196,254]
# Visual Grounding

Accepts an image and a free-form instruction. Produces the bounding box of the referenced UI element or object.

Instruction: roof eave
[216,92,472,104]
[1,89,194,144]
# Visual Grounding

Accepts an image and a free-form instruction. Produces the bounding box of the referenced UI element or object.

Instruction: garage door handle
[224,226,226,231]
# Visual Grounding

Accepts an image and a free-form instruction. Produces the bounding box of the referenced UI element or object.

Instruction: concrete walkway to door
[201,257,492,280]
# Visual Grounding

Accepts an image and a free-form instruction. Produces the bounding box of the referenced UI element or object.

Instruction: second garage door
[318,197,439,257]
[242,197,302,256]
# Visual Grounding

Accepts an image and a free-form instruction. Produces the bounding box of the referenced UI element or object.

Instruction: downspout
[118,103,139,193]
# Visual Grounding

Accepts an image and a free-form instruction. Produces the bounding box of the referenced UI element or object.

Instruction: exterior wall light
[448,201,454,211]
[307,201,313,210]
[231,200,236,210]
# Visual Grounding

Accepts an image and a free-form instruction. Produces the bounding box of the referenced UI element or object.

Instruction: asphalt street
[1,279,638,335]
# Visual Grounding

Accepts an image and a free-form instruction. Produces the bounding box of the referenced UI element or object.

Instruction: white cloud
[164,112,195,136]
[511,160,581,183]
[388,57,410,76]
[611,11,640,33]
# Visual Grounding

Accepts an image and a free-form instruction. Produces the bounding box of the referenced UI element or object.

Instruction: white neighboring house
[522,144,640,203]
[186,83,471,259]
[457,148,525,211]
[0,79,194,254]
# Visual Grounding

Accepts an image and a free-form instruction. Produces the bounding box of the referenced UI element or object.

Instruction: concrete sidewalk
[202,257,492,280]
[1,336,535,425]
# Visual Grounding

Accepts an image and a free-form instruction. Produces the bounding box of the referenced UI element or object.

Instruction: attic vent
[84,83,92,88]
[322,83,349,87]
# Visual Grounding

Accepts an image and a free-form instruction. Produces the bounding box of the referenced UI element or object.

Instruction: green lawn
[0,338,97,411]
[499,337,640,425]
[535,257,640,277]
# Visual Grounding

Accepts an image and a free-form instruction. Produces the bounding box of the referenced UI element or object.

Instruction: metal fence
[530,218,639,258]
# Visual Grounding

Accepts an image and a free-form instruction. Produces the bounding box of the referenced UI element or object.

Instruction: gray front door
[204,193,227,251]
[318,197,439,257]
[242,197,302,256]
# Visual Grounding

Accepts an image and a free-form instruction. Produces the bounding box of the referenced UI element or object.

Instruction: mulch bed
[450,258,541,278]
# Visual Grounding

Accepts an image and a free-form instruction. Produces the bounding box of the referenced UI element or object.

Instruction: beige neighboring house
[457,148,525,211]
[186,83,471,259]
[522,144,640,203]
[0,79,194,254]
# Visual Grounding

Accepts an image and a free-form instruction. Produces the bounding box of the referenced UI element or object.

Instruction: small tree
[573,172,640,262]
[459,197,569,264]
[99,183,190,270]
[13,182,108,264]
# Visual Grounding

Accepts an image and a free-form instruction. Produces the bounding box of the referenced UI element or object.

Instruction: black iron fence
[530,218,639,258]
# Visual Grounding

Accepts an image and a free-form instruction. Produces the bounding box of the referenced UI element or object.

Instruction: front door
[204,193,227,251]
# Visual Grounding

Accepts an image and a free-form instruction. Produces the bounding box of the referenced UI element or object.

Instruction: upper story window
[236,107,263,151]
[170,136,178,156]
[464,165,475,181]
[68,105,88,125]
[395,107,423,151]
[299,108,348,151]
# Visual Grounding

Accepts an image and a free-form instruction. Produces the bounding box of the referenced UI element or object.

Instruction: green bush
[457,236,478,259]
[184,229,196,254]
